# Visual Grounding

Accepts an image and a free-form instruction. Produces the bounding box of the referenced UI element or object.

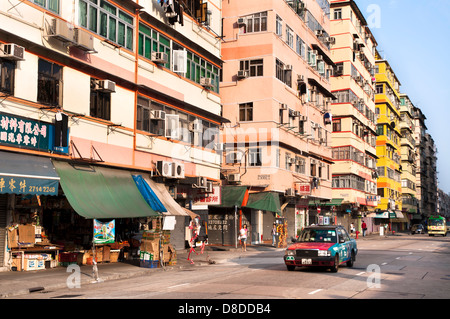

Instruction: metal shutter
[0,195,7,266]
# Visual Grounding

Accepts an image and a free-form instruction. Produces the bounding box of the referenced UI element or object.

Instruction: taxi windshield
[298,229,337,243]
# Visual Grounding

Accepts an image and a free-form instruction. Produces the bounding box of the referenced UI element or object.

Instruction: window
[240,59,263,77]
[186,51,220,93]
[296,35,306,60]
[0,59,15,95]
[377,124,384,136]
[333,8,342,20]
[243,12,267,33]
[249,148,262,166]
[275,59,291,87]
[276,15,283,36]
[376,84,384,94]
[79,0,134,50]
[239,102,253,121]
[37,59,62,107]
[138,23,171,69]
[33,0,59,14]
[90,78,111,121]
[286,25,294,49]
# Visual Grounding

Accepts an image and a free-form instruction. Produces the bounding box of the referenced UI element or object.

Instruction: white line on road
[168,283,190,289]
[356,272,366,276]
[308,289,322,295]
[381,262,388,265]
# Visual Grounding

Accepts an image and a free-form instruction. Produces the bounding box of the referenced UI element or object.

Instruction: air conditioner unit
[317,55,323,61]
[319,138,326,144]
[48,18,75,43]
[157,161,174,178]
[299,115,307,122]
[325,37,336,45]
[284,64,293,70]
[214,143,224,152]
[200,77,214,88]
[237,17,247,25]
[237,70,249,79]
[73,28,94,51]
[297,75,305,83]
[193,176,207,189]
[0,43,25,61]
[189,119,202,132]
[315,30,324,37]
[288,157,295,165]
[95,80,116,93]
[280,103,288,110]
[226,151,243,163]
[205,181,213,193]
[286,188,296,197]
[227,173,240,183]
[151,52,168,64]
[293,111,301,117]
[172,162,185,179]
[150,110,166,120]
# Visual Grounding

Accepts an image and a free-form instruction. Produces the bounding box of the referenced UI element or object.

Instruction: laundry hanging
[54,111,68,147]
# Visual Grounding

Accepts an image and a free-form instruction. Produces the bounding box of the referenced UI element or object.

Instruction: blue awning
[132,175,167,213]
[0,151,59,196]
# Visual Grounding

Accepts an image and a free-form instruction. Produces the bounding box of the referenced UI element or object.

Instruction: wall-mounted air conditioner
[150,110,166,120]
[299,115,307,122]
[237,17,247,25]
[48,18,75,43]
[280,103,288,110]
[285,188,296,197]
[157,161,174,178]
[173,162,185,179]
[151,52,168,64]
[193,176,207,189]
[0,43,25,61]
[237,70,249,79]
[73,28,94,51]
[227,173,240,183]
[189,119,202,132]
[95,80,116,93]
[200,77,214,88]
[204,181,213,193]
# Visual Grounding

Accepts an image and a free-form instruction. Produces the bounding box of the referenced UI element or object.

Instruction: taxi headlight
[318,250,331,257]
[285,250,295,256]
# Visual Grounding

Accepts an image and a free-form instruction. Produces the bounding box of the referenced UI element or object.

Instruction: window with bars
[37,59,63,107]
[138,23,171,69]
[239,102,253,121]
[78,0,134,50]
[90,78,111,121]
[239,59,263,77]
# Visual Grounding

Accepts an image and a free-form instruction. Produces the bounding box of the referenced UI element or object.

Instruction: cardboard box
[18,225,35,244]
[8,227,19,248]
[103,245,110,262]
[140,238,160,254]
[12,257,22,271]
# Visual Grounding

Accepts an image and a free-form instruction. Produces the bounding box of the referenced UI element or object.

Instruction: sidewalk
[0,245,275,298]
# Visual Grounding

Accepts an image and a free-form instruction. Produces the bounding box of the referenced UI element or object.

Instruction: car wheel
[330,254,339,273]
[286,265,296,271]
[346,251,355,267]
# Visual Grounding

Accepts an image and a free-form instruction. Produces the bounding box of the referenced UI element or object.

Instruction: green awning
[52,160,160,219]
[219,186,248,208]
[245,192,281,214]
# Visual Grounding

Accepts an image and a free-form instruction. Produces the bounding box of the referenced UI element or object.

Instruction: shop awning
[219,186,248,208]
[52,160,160,219]
[244,192,281,214]
[0,151,59,196]
[137,175,190,216]
[367,211,403,219]
[132,175,167,213]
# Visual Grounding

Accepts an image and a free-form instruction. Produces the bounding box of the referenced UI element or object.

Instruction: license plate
[302,259,312,265]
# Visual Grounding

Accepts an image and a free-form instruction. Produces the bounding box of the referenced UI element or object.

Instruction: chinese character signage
[93,219,115,244]
[0,112,69,154]
[0,176,59,196]
[295,183,311,195]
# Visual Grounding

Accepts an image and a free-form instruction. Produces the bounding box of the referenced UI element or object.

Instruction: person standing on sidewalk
[239,224,248,251]
[350,223,355,237]
[362,221,367,237]
[271,223,277,247]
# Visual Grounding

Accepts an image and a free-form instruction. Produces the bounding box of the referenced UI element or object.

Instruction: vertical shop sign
[93,219,115,244]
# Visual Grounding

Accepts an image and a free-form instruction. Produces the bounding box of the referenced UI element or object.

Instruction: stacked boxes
[140,231,160,268]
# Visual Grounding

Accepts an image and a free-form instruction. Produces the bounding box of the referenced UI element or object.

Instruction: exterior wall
[330,0,379,221]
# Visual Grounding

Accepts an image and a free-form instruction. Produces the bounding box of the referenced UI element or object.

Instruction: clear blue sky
[354,0,450,194]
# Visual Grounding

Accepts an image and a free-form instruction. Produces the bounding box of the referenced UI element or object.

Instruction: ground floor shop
[0,151,204,272]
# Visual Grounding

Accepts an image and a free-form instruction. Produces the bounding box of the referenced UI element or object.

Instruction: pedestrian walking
[350,223,355,236]
[362,220,367,237]
[271,223,277,246]
[239,224,248,251]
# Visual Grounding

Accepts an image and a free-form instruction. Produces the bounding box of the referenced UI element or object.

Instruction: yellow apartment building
[374,49,404,229]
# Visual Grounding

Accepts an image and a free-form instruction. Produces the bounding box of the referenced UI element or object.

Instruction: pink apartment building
[215,0,335,246]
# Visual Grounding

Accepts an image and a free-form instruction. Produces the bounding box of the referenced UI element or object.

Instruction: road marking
[308,289,322,295]
[168,283,190,289]
[356,272,366,276]
[381,262,388,265]
[396,257,400,260]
